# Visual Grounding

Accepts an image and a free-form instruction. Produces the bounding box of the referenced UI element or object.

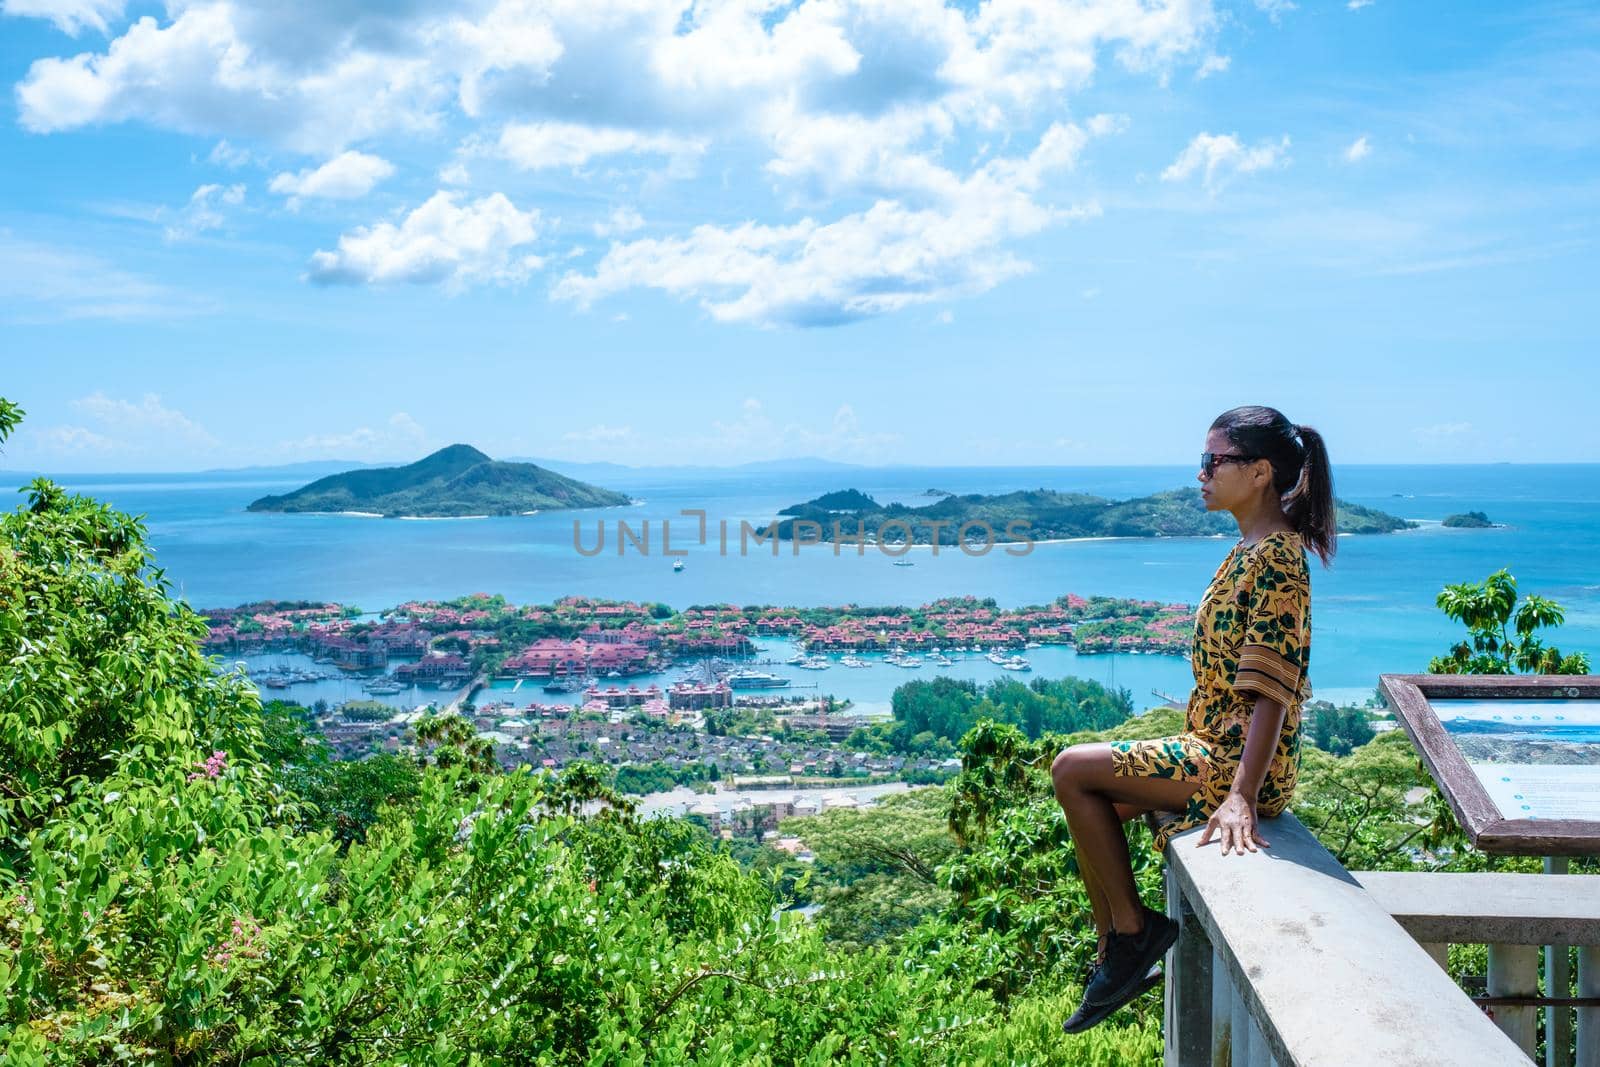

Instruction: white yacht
[726,669,791,689]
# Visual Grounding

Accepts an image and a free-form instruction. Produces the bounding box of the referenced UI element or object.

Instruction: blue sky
[1,0,1596,472]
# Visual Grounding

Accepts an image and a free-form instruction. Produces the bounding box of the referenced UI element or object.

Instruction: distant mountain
[246,445,633,517]
[760,487,1418,544]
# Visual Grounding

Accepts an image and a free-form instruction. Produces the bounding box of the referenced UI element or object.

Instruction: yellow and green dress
[1110,528,1312,853]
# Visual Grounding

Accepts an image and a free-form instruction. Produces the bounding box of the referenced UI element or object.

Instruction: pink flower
[189,750,228,781]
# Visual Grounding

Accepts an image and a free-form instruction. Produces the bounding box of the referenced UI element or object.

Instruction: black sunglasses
[1200,451,1259,477]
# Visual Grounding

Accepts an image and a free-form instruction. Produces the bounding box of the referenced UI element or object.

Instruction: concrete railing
[1161,812,1534,1066]
[1352,868,1600,1067]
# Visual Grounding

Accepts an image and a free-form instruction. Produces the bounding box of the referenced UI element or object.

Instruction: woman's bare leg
[1051,743,1204,935]
[1074,801,1148,961]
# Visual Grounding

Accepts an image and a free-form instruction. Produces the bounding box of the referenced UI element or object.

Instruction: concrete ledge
[1168,812,1530,1066]
[1351,870,1600,946]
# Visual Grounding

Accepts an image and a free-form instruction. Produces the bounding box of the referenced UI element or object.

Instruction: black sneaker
[1061,906,1177,1033]
[1062,962,1162,1034]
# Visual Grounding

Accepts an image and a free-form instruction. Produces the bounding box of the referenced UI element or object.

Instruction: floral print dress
[1110,529,1312,853]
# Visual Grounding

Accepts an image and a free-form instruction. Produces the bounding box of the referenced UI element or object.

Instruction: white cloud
[269,150,395,204]
[1344,135,1372,163]
[74,391,215,442]
[72,391,219,448]
[34,425,118,453]
[934,309,953,325]
[593,206,644,238]
[280,411,430,460]
[1162,132,1290,193]
[1347,0,1374,9]
[1196,54,1231,79]
[307,190,542,290]
[164,182,243,241]
[16,3,448,153]
[493,121,705,171]
[3,0,123,35]
[12,0,1220,316]
[556,123,1103,326]
[206,139,253,168]
[1254,0,1297,23]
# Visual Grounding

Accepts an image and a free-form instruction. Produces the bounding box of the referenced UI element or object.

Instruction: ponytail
[1282,424,1336,565]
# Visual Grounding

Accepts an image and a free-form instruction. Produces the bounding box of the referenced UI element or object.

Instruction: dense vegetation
[246,444,631,517]
[842,676,1135,754]
[3,392,1591,1066]
[1441,510,1494,528]
[762,486,1415,544]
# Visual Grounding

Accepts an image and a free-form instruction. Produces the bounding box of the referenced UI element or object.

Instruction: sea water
[9,463,1597,705]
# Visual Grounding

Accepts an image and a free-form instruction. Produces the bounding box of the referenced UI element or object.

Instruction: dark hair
[1210,405,1336,566]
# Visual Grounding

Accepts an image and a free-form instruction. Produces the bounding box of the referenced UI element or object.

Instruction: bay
[10,463,1597,707]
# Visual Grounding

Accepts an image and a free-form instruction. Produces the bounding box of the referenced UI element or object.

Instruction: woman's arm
[1196,694,1287,855]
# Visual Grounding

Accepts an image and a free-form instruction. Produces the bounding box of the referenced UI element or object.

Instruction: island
[1442,510,1495,529]
[759,486,1416,545]
[247,444,633,518]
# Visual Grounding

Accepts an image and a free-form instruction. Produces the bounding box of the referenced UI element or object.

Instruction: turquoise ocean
[10,463,1598,712]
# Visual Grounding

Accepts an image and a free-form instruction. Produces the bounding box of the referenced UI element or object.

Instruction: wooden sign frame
[1377,674,1600,857]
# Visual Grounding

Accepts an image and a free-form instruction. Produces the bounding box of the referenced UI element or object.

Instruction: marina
[23,463,1600,701]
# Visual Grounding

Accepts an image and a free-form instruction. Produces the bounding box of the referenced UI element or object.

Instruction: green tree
[1430,569,1590,674]
[412,711,498,773]
[788,789,956,952]
[1291,731,1433,869]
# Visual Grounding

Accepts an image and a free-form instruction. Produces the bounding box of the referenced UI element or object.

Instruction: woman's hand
[1195,792,1270,856]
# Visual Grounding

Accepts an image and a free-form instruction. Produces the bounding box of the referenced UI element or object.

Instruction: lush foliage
[875,675,1134,751]
[1429,568,1590,674]
[1305,702,1376,756]
[611,760,715,795]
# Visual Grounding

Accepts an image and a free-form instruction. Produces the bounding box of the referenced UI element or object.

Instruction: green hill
[1442,510,1494,529]
[247,444,633,517]
[761,486,1417,544]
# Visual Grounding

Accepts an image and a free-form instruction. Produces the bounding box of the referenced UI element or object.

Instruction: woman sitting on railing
[1050,404,1337,1034]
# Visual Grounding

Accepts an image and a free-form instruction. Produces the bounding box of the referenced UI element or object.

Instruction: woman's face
[1197,428,1265,512]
